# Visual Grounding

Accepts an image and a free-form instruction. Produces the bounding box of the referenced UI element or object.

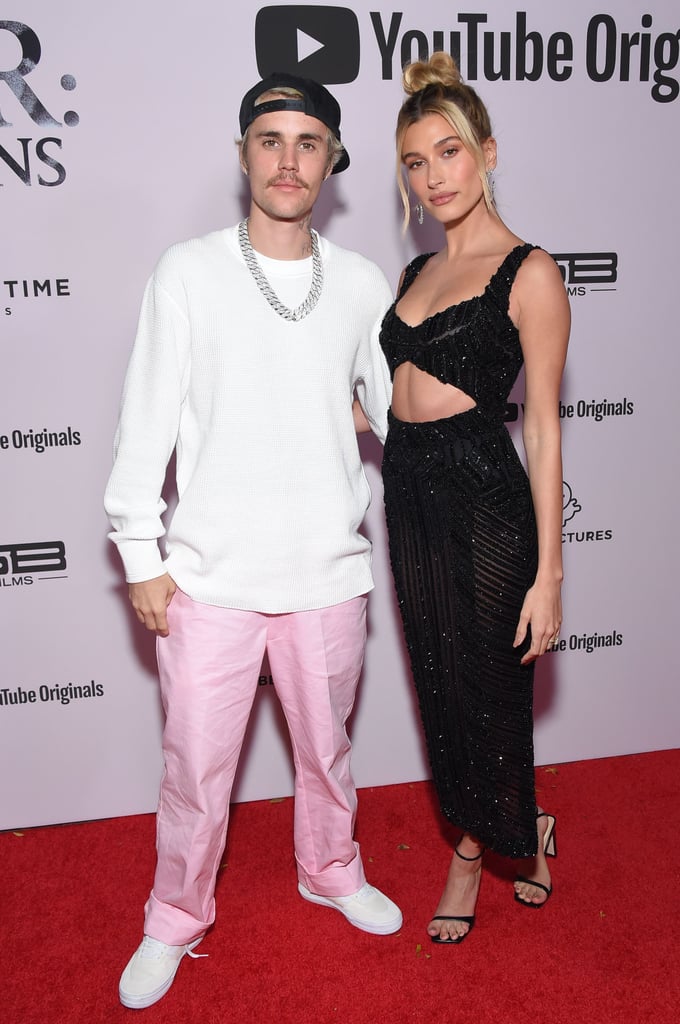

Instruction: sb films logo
[552,253,618,296]
[0,20,79,187]
[0,540,68,588]
[256,5,360,82]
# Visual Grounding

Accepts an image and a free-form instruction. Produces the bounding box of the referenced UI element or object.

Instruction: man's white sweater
[104,226,393,612]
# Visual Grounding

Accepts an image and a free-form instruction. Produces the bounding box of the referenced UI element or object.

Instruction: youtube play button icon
[255,6,360,83]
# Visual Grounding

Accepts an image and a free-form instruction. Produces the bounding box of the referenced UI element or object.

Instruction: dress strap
[486,243,540,310]
[397,253,435,300]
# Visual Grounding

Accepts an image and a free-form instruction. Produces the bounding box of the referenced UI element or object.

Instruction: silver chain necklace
[238,218,323,322]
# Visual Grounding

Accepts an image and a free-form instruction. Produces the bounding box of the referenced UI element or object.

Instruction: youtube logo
[255,6,360,83]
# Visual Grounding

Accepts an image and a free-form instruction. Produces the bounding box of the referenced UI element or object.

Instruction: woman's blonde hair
[396,51,495,227]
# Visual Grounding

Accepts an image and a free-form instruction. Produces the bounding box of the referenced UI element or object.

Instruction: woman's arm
[511,249,571,663]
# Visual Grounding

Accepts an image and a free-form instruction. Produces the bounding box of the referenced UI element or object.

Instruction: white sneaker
[298,882,403,935]
[119,934,205,1009]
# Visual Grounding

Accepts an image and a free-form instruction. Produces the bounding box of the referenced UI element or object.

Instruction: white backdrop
[2,0,678,829]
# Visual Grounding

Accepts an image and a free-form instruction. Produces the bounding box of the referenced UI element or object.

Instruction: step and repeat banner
[2,1,678,829]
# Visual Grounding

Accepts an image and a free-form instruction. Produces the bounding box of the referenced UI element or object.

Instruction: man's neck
[245,208,315,260]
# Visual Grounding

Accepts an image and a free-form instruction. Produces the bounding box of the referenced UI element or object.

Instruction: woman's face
[402,112,495,224]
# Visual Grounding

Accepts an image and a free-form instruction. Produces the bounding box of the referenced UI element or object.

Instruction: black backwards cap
[238,72,349,174]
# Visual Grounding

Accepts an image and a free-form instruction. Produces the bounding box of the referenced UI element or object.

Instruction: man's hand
[128,574,177,636]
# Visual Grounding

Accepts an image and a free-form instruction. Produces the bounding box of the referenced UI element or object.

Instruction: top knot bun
[402,51,463,95]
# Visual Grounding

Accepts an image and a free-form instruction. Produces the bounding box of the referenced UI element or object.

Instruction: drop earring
[415,202,424,225]
[486,170,495,202]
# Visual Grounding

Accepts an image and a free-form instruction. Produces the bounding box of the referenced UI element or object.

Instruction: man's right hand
[128,573,177,636]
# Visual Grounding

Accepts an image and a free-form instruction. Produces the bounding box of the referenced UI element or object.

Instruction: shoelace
[335,883,373,905]
[353,884,375,904]
[139,935,208,960]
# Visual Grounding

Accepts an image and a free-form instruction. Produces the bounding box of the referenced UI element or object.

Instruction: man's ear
[238,141,249,175]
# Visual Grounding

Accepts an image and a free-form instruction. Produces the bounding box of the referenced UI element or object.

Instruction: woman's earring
[486,170,495,201]
[415,202,424,225]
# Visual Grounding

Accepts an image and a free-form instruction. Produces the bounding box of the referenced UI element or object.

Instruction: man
[105,72,400,1011]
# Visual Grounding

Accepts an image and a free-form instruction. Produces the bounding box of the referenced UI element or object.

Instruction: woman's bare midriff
[391,362,476,423]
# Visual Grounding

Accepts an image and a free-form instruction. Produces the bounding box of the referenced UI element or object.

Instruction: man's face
[241,109,332,224]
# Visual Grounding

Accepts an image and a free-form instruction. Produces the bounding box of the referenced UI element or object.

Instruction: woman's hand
[513,577,562,665]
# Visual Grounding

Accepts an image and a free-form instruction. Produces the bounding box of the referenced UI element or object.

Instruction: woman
[379,52,570,944]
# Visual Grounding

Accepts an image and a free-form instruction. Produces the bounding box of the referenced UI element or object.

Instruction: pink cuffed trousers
[144,588,369,944]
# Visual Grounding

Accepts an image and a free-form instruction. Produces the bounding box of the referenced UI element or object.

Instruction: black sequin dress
[381,244,540,858]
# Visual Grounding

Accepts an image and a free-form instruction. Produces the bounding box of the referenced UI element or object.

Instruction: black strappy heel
[430,845,483,945]
[514,812,557,909]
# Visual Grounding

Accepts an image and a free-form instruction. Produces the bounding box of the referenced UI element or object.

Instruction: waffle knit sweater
[104,225,393,612]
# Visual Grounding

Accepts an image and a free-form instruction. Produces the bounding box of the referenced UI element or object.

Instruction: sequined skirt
[383,408,539,857]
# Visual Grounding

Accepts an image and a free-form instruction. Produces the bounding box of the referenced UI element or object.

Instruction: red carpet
[5,749,679,1023]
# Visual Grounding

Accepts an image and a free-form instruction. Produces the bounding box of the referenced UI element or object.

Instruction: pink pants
[144,588,369,944]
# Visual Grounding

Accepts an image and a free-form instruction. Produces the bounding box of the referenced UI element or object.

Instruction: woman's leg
[428,832,484,943]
